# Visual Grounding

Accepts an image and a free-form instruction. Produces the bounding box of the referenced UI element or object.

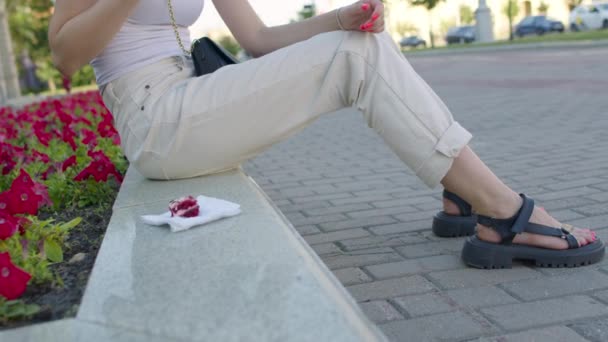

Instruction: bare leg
[441,146,595,249]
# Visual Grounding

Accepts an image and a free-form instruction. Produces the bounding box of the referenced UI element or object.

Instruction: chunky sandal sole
[432,211,476,237]
[462,236,606,269]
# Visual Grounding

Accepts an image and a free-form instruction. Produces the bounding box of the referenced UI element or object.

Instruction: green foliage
[296,4,316,21]
[6,1,96,93]
[503,0,520,19]
[394,21,419,37]
[439,19,457,36]
[0,299,40,323]
[217,36,242,56]
[409,0,444,11]
[538,1,549,14]
[0,216,81,285]
[566,0,583,11]
[459,5,475,25]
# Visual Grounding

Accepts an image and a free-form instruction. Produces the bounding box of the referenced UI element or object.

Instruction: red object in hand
[169,196,200,218]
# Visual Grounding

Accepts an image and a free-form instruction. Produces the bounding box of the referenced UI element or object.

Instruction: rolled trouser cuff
[415,121,472,188]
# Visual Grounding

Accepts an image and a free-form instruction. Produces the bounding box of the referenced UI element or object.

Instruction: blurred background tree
[565,0,583,11]
[503,0,520,41]
[6,0,95,94]
[459,4,475,25]
[217,35,242,56]
[410,0,445,48]
[296,4,316,21]
[537,1,549,14]
[393,21,418,37]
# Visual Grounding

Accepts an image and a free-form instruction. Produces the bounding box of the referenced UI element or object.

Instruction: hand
[337,0,385,33]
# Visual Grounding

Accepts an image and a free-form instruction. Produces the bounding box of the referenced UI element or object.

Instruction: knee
[339,31,400,58]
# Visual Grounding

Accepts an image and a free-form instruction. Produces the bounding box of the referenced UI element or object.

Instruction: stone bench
[2,167,387,341]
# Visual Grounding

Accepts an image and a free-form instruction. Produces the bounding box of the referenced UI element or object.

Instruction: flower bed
[0,91,126,328]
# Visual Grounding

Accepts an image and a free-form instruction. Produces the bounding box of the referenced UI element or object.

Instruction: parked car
[569,3,608,31]
[399,36,427,48]
[445,26,476,44]
[514,16,565,37]
[399,36,426,48]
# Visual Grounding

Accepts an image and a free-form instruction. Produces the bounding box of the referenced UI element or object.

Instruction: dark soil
[0,187,118,331]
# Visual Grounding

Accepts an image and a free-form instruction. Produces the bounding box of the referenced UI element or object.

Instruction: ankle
[474,191,522,219]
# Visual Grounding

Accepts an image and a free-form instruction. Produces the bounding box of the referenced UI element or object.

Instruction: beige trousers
[101,30,472,188]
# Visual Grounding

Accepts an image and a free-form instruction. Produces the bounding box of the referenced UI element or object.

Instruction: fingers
[359,0,384,33]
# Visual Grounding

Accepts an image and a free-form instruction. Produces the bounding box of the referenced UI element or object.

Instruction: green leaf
[44,239,63,263]
[60,217,82,231]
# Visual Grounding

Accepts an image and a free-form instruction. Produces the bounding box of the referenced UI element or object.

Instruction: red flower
[74,150,123,183]
[29,150,50,164]
[0,169,51,215]
[0,211,19,240]
[97,116,118,139]
[62,126,77,151]
[81,129,98,147]
[0,252,31,300]
[33,121,53,147]
[61,155,77,172]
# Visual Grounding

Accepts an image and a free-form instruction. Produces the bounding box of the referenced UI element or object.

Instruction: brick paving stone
[371,196,438,209]
[338,234,426,252]
[293,225,320,236]
[288,213,349,226]
[565,214,608,230]
[446,286,519,308]
[586,191,608,202]
[539,197,599,211]
[480,295,608,330]
[544,178,607,191]
[304,228,370,245]
[569,319,608,342]
[366,255,465,279]
[393,292,458,317]
[368,220,432,235]
[303,203,373,217]
[243,46,608,341]
[346,276,436,302]
[394,239,465,259]
[332,267,373,286]
[346,206,419,219]
[592,289,608,304]
[318,215,397,232]
[573,204,608,216]
[358,300,404,324]
[379,311,493,342]
[428,267,542,290]
[323,247,403,270]
[534,187,602,202]
[310,243,341,256]
[329,194,394,206]
[548,209,586,221]
[500,270,608,301]
[474,326,589,342]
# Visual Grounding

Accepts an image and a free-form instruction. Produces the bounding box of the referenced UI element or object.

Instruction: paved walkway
[244,46,608,341]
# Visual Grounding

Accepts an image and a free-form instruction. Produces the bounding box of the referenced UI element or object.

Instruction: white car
[569,3,608,31]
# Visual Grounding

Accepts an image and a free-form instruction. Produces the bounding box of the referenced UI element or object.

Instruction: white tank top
[91,0,204,86]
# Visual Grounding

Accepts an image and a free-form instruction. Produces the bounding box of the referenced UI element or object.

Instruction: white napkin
[141,195,241,233]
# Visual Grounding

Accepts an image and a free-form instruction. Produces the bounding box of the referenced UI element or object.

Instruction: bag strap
[167,0,192,56]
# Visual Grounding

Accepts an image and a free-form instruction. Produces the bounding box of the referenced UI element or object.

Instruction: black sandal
[462,194,605,269]
[432,190,476,237]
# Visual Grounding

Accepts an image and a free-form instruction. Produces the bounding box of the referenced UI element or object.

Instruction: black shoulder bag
[168,0,239,76]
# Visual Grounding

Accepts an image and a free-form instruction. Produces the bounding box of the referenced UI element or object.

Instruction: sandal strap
[526,223,580,249]
[477,194,535,244]
[477,194,580,249]
[443,190,472,216]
